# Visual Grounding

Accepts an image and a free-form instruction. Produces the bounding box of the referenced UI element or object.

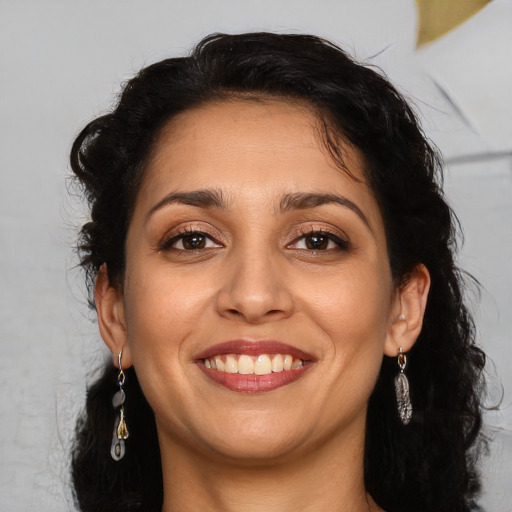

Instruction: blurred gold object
[117,407,129,440]
[416,0,491,46]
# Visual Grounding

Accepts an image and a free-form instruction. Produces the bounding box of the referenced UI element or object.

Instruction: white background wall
[0,1,510,510]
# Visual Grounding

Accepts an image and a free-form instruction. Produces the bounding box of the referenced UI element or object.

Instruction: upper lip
[194,340,315,362]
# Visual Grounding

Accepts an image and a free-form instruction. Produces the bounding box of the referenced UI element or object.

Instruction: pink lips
[194,340,314,361]
[194,340,315,393]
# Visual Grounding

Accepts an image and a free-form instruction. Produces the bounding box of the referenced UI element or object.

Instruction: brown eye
[181,233,207,250]
[288,230,350,252]
[163,231,222,252]
[304,234,329,250]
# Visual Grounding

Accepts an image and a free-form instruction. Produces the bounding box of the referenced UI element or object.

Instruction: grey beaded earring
[110,351,129,461]
[394,347,413,425]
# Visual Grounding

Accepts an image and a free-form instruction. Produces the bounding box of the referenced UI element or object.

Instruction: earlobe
[384,264,431,357]
[95,264,133,368]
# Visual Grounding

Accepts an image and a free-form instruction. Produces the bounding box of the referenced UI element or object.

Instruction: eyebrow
[279,192,373,232]
[147,189,228,218]
[147,188,372,232]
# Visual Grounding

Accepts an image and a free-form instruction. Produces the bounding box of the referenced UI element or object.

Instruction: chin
[165,410,314,464]
[207,431,308,464]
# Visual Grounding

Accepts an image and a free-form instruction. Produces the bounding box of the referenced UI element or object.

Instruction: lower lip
[197,363,312,393]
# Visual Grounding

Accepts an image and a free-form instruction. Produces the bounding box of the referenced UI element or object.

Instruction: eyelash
[160,226,350,254]
[287,228,350,252]
[159,227,221,252]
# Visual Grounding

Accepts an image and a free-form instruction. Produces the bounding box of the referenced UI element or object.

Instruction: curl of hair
[71,33,486,512]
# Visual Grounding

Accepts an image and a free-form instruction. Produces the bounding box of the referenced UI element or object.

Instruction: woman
[70,33,486,512]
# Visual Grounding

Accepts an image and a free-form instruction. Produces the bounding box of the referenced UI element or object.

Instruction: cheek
[123,259,213,342]
[121,263,210,388]
[121,257,229,371]
[301,262,391,341]
[120,272,207,433]
[296,260,392,391]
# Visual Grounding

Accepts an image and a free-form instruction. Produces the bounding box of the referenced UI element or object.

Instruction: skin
[96,99,430,512]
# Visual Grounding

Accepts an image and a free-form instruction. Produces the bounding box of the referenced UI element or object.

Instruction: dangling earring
[110,351,129,461]
[394,347,413,425]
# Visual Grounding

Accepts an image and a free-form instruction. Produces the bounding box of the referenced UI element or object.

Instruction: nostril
[223,307,288,323]
[216,286,294,323]
[229,308,281,316]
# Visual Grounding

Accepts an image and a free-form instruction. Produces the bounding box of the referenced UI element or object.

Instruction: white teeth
[224,355,238,374]
[204,353,306,374]
[238,354,254,374]
[214,355,225,372]
[254,355,272,375]
[271,354,284,372]
[291,358,303,369]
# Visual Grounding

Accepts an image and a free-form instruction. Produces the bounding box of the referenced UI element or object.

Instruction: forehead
[137,99,382,228]
[146,100,365,183]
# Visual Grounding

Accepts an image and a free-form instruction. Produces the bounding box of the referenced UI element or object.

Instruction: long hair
[70,33,486,512]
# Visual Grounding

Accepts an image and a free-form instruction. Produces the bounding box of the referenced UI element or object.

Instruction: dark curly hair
[70,33,487,512]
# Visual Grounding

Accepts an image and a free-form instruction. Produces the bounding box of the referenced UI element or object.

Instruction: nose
[215,247,294,324]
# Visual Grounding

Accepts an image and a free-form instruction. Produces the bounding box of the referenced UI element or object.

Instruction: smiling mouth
[195,340,314,392]
[204,353,305,375]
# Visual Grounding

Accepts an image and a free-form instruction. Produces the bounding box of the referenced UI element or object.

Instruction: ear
[384,264,431,357]
[95,264,133,368]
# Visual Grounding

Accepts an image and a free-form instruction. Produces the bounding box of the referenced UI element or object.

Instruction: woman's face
[118,99,399,462]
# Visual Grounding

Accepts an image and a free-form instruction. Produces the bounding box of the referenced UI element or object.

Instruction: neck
[158,419,382,512]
